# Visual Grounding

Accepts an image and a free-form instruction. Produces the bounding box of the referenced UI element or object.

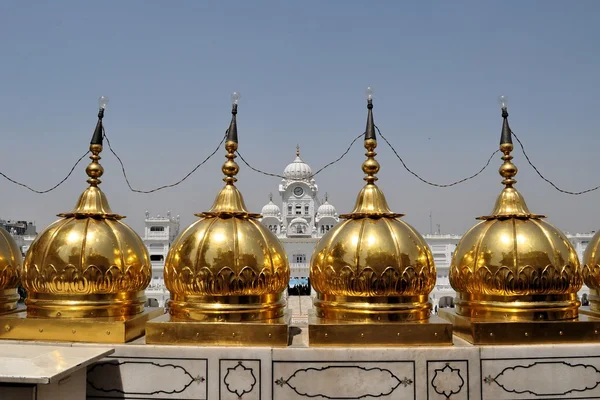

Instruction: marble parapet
[4,327,600,399]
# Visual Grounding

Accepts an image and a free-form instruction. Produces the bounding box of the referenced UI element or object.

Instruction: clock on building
[293,187,304,196]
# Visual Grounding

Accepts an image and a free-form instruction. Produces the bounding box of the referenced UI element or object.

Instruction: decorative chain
[376,125,499,187]
[236,132,364,180]
[511,130,600,195]
[0,151,89,193]
[103,127,226,193]
[0,127,598,196]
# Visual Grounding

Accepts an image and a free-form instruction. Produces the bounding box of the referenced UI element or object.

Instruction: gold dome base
[439,308,600,344]
[168,294,286,322]
[0,307,163,343]
[146,311,290,346]
[25,291,147,318]
[313,294,432,322]
[0,289,19,314]
[308,312,452,346]
[454,293,579,321]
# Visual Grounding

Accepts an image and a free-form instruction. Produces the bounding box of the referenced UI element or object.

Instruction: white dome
[261,198,280,217]
[284,147,312,181]
[261,201,280,217]
[317,200,337,218]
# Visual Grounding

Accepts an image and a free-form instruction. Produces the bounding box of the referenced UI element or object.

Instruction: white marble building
[143,211,180,307]
[260,146,339,282]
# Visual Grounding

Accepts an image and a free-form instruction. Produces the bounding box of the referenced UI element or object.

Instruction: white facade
[422,233,462,312]
[143,211,180,307]
[260,146,339,282]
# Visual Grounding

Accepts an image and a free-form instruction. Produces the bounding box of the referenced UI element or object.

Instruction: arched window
[287,204,292,214]
[150,226,165,232]
[304,205,309,214]
[295,204,302,215]
[150,255,164,262]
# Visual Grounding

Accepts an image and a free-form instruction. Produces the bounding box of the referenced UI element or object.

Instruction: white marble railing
[31,325,600,400]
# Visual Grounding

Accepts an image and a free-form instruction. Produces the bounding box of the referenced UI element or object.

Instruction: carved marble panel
[273,361,415,400]
[86,356,207,400]
[220,359,261,400]
[481,356,600,399]
[427,360,469,400]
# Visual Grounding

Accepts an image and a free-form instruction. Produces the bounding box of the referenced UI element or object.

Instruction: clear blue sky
[1,1,599,236]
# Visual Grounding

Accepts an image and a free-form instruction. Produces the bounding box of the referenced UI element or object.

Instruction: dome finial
[62,97,116,217]
[362,90,379,185]
[325,192,328,202]
[296,144,300,157]
[483,97,534,218]
[222,96,240,185]
[343,89,397,218]
[206,93,250,215]
[269,192,273,201]
[499,98,516,188]
[86,97,107,187]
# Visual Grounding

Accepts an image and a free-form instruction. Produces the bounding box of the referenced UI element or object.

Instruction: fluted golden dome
[449,106,581,321]
[22,110,151,318]
[582,232,600,312]
[164,102,289,322]
[310,98,435,322]
[0,227,23,313]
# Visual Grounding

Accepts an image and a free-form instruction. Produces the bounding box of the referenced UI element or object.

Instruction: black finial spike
[500,107,512,146]
[226,104,238,143]
[90,108,104,145]
[365,99,376,140]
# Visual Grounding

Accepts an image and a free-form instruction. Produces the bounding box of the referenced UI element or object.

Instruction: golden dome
[0,227,23,313]
[164,102,289,322]
[22,111,151,318]
[449,107,581,321]
[582,232,600,312]
[310,98,435,322]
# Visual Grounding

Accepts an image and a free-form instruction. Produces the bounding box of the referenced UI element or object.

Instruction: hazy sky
[1,1,599,237]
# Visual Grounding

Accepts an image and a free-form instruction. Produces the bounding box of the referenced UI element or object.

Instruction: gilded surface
[450,218,581,295]
[23,218,150,294]
[0,227,23,312]
[309,99,435,322]
[582,231,600,311]
[165,216,289,296]
[311,218,435,296]
[22,136,151,318]
[447,108,582,321]
[0,227,21,290]
[164,107,290,323]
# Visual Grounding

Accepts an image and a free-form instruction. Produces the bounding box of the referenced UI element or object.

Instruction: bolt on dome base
[145,312,290,346]
[308,312,452,346]
[0,307,163,343]
[439,308,600,345]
